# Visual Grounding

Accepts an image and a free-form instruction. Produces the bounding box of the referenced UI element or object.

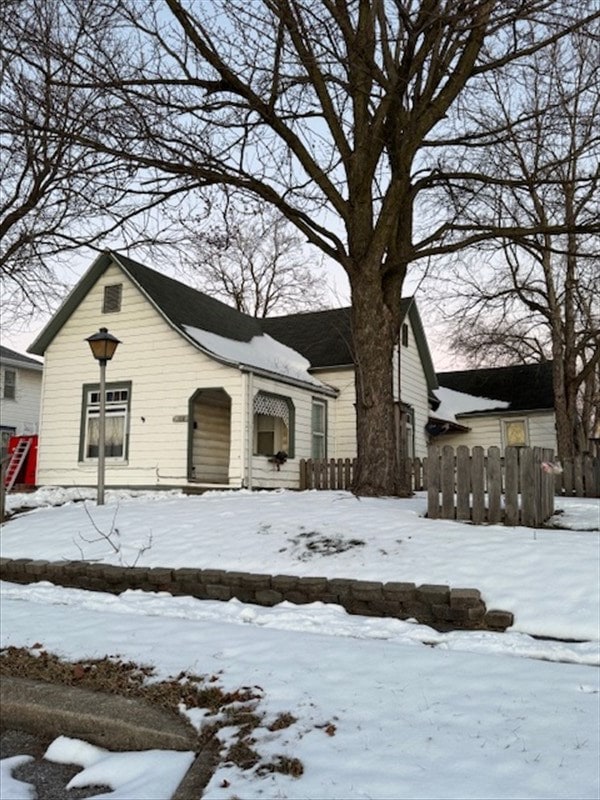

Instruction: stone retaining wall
[0,558,514,631]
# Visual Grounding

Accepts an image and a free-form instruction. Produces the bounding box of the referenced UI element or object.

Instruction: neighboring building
[0,346,43,460]
[429,362,557,453]
[28,250,438,490]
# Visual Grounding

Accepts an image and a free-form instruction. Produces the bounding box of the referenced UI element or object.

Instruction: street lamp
[86,327,121,505]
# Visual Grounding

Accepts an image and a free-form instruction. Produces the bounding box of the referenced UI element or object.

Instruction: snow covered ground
[1,488,599,799]
[3,488,599,639]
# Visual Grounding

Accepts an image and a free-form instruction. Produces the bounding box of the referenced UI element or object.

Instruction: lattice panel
[253,393,289,426]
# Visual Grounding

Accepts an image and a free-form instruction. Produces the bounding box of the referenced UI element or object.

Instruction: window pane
[505,420,527,447]
[312,434,325,460]
[3,370,16,399]
[86,410,125,458]
[86,416,100,458]
[256,414,275,433]
[257,430,275,456]
[312,402,324,433]
[105,415,125,457]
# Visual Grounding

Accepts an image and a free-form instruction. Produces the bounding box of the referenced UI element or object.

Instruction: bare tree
[0,0,185,323]
[179,202,328,316]
[439,29,600,458]
[19,0,600,495]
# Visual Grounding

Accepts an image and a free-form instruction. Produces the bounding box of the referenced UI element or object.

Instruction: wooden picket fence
[299,449,599,504]
[299,457,357,490]
[426,445,556,526]
[554,454,600,498]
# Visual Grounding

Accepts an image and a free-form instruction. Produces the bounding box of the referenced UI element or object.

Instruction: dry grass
[1,645,305,778]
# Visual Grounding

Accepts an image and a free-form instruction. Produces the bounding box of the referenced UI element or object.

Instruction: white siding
[434,411,557,453]
[37,262,245,488]
[397,322,430,458]
[312,368,356,459]
[0,366,42,435]
[248,374,331,489]
[315,315,432,461]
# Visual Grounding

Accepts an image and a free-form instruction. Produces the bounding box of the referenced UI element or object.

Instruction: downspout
[245,370,254,490]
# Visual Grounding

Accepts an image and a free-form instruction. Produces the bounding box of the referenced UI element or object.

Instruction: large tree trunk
[552,346,580,461]
[350,272,408,497]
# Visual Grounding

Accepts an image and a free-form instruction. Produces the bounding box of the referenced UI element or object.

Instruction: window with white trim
[80,382,131,461]
[253,392,294,457]
[2,369,16,400]
[311,399,327,459]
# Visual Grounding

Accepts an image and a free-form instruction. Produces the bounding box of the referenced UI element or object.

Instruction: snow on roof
[183,324,326,388]
[433,386,509,423]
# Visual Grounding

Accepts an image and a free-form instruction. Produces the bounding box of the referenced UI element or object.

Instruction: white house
[28,250,438,490]
[428,363,557,454]
[0,346,43,460]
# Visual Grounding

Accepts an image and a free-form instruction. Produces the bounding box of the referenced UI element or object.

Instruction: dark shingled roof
[262,298,418,369]
[262,307,353,368]
[0,345,43,369]
[437,362,554,412]
[28,251,437,392]
[116,253,263,343]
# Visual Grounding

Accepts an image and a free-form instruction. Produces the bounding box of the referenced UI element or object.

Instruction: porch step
[182,484,236,495]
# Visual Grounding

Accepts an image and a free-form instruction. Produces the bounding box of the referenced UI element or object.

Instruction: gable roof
[28,250,437,392]
[0,345,43,371]
[29,251,262,357]
[262,299,438,392]
[437,362,555,414]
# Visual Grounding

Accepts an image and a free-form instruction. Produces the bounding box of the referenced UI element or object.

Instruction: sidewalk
[1,678,219,800]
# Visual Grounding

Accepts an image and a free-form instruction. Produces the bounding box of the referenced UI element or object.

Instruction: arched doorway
[188,388,231,483]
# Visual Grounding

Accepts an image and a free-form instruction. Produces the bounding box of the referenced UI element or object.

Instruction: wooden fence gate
[426,445,556,526]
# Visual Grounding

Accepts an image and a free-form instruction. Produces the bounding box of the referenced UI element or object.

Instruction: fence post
[574,457,584,497]
[456,445,471,521]
[487,446,502,524]
[504,447,519,526]
[441,445,455,519]
[299,459,307,490]
[541,448,554,521]
[427,445,440,519]
[471,447,485,524]
[520,448,535,526]
[582,454,593,498]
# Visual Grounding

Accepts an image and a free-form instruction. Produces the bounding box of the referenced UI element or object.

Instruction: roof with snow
[437,362,554,414]
[28,250,437,392]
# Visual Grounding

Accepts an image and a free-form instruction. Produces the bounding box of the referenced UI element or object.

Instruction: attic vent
[103,284,122,313]
[253,393,290,427]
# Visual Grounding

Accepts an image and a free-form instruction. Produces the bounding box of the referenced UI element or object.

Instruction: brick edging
[0,558,514,631]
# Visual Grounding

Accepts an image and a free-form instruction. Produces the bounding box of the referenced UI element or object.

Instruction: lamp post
[86,327,121,505]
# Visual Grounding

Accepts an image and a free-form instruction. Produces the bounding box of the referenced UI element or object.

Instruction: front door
[189,389,231,483]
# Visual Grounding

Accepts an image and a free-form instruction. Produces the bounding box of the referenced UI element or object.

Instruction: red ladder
[4,438,32,491]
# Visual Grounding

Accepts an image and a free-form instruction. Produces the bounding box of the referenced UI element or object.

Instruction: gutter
[238,364,338,397]
[0,357,43,371]
[244,370,254,491]
[455,407,555,419]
